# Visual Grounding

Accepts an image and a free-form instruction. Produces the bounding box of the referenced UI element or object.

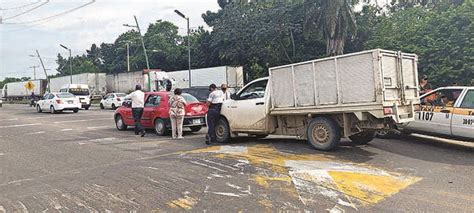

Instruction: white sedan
[36,93,81,114]
[380,87,474,141]
[100,93,127,110]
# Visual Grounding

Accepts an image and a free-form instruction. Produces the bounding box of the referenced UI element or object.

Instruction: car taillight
[383,107,393,115]
[117,98,121,101]
[56,99,62,104]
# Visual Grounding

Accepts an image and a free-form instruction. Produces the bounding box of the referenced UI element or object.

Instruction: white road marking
[53,118,110,124]
[87,126,109,130]
[17,201,29,213]
[328,205,345,213]
[59,129,73,132]
[90,137,116,142]
[0,153,5,156]
[412,133,474,147]
[0,123,41,129]
[0,118,18,121]
[203,186,246,197]
[190,161,227,172]
[27,131,46,135]
[78,137,118,145]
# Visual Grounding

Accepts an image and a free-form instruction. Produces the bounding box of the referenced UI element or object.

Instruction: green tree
[367,1,473,86]
[0,77,23,88]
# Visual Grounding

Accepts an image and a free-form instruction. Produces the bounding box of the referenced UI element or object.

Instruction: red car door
[157,93,170,121]
[142,94,162,128]
[120,106,134,126]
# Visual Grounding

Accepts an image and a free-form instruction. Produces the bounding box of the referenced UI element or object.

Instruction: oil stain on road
[182,144,421,211]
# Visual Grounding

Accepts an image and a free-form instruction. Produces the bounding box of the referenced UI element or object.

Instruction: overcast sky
[0,0,220,81]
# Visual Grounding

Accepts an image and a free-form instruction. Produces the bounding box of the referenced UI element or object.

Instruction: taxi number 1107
[417,111,434,121]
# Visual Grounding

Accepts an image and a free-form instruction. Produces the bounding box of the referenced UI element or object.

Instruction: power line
[1,0,95,25]
[0,0,41,11]
[2,0,50,21]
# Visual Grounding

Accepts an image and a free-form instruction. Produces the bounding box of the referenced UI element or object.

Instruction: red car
[114,91,208,135]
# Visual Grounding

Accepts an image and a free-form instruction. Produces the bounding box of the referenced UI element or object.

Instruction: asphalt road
[0,104,473,212]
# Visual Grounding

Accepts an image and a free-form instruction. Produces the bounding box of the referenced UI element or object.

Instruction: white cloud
[0,0,220,80]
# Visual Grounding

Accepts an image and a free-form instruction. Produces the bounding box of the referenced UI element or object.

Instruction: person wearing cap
[126,85,146,137]
[221,84,232,100]
[419,75,432,96]
[206,84,225,144]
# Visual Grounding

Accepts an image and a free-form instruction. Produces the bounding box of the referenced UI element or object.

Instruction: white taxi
[36,93,81,114]
[398,87,474,140]
[100,93,127,110]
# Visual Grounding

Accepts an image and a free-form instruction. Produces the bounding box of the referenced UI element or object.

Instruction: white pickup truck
[215,49,420,151]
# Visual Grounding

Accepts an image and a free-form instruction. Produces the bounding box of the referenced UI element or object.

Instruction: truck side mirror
[230,93,237,100]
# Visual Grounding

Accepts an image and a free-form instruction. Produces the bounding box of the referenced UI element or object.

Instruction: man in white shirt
[126,85,146,137]
[206,84,224,144]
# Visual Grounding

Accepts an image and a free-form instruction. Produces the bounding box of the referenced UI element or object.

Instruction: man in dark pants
[206,84,224,145]
[126,85,146,137]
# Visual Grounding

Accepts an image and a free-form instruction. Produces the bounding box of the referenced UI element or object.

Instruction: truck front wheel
[307,117,341,151]
[215,117,231,143]
[349,130,376,145]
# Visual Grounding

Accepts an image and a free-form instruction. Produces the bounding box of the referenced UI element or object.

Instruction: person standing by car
[169,88,186,139]
[126,85,146,137]
[206,84,224,145]
[221,84,231,100]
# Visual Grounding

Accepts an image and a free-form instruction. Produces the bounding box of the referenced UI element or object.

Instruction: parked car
[114,91,208,135]
[396,86,474,140]
[36,93,81,114]
[181,87,211,102]
[100,93,127,110]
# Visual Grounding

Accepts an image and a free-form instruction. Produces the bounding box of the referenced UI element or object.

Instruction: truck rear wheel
[349,130,376,145]
[215,117,231,143]
[307,117,341,151]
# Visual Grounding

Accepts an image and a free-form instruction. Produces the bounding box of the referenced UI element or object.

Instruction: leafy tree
[0,77,31,88]
[366,1,473,86]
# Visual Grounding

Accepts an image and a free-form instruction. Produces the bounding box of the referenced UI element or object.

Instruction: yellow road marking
[167,196,198,210]
[329,171,420,205]
[185,144,420,208]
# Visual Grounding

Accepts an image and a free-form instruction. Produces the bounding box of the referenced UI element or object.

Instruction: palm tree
[304,0,357,56]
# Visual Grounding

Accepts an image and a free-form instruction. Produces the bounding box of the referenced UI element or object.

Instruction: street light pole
[60,44,73,84]
[174,9,191,88]
[29,65,39,80]
[124,15,151,91]
[126,42,130,72]
[187,17,191,88]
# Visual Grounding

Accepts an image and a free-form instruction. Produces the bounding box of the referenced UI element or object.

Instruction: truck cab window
[238,80,268,100]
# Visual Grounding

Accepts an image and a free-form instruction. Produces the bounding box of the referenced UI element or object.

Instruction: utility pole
[29,65,39,80]
[124,16,151,91]
[174,9,191,88]
[60,44,73,84]
[126,42,130,72]
[35,50,50,92]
